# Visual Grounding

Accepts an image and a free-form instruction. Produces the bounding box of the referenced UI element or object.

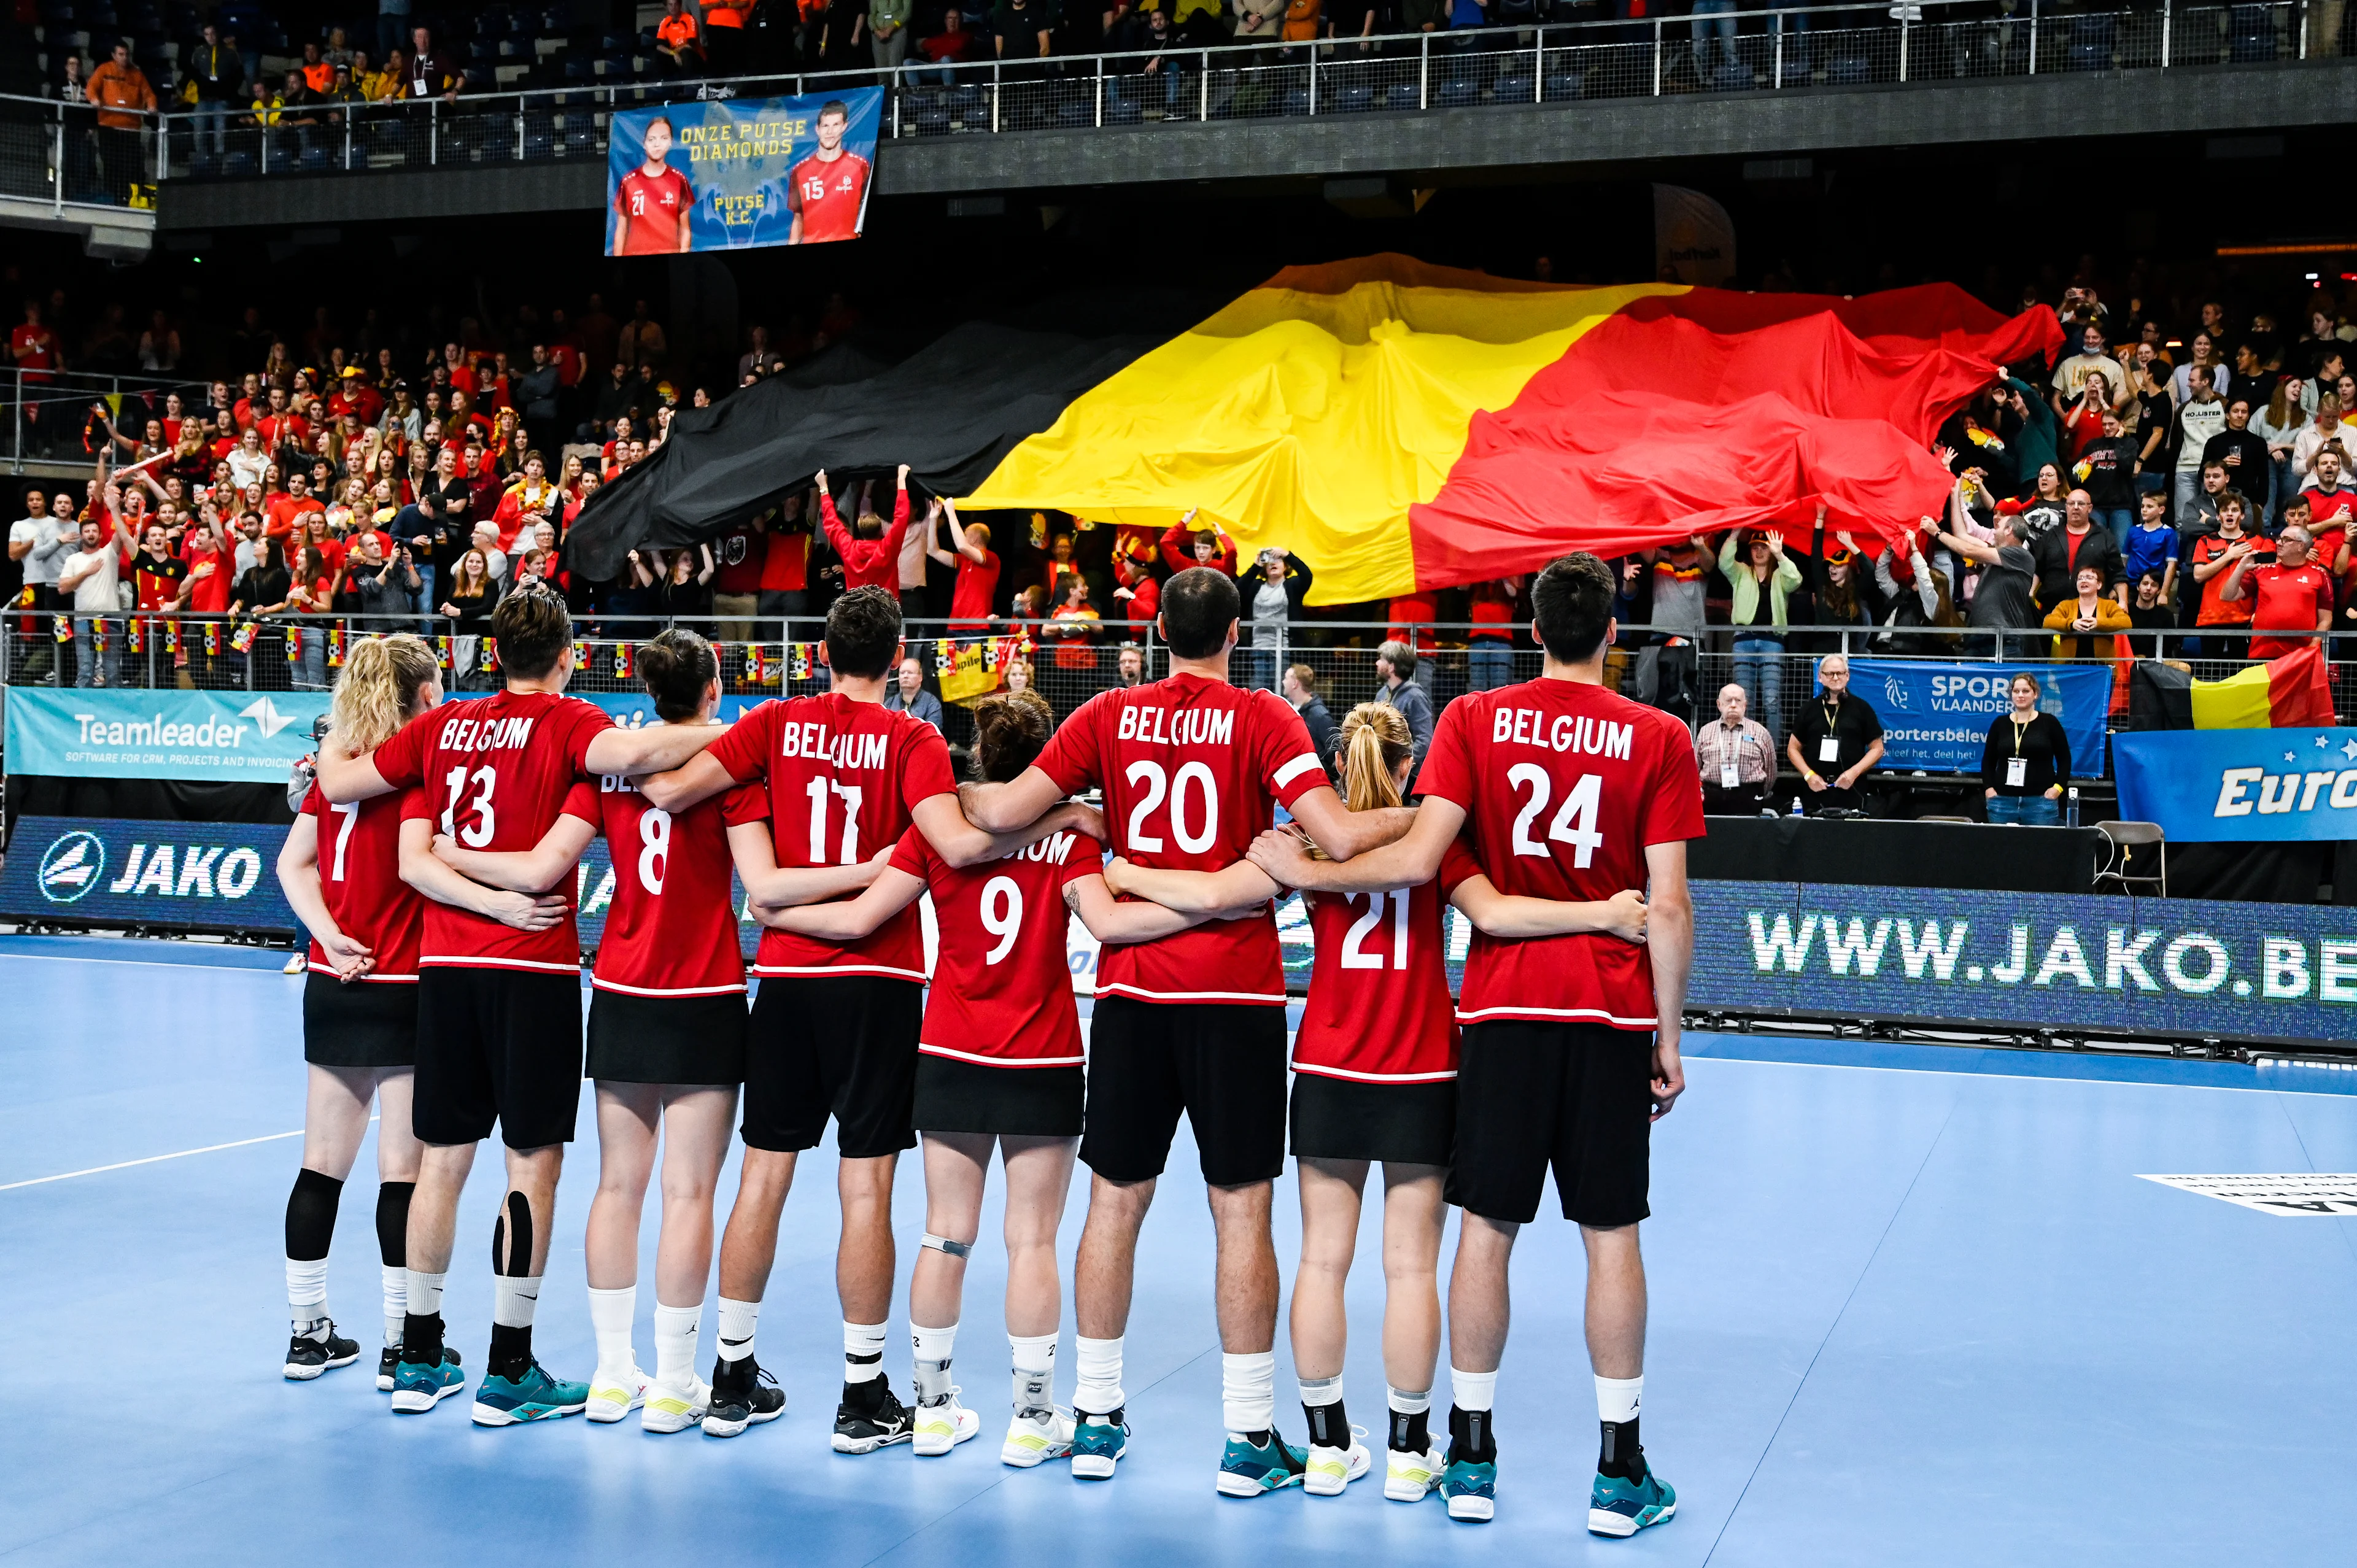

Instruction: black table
[1692,816,2106,895]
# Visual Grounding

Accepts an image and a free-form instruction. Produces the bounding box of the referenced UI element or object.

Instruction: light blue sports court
[2,932,2353,1566]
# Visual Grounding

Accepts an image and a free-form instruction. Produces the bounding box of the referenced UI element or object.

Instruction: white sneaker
[913,1388,981,1456]
[1305,1427,1372,1496]
[1001,1405,1075,1468]
[1385,1444,1447,1502]
[586,1362,648,1424]
[641,1375,710,1434]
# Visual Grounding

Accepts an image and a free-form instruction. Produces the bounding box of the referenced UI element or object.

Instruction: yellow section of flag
[2188,662,2275,729]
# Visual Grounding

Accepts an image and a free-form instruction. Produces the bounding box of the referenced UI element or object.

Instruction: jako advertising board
[2,688,330,782]
[606,88,880,255]
[1846,659,2111,774]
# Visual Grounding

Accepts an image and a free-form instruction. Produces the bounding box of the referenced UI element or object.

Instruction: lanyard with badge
[1718,724,1743,792]
[2005,714,2032,789]
[1817,697,1842,767]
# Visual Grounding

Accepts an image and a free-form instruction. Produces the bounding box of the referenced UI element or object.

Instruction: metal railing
[2,367,216,475]
[115,0,2337,181]
[0,91,165,207]
[6,608,2349,773]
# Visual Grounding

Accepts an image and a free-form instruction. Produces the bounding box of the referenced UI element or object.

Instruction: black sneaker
[832,1374,915,1454]
[377,1346,400,1391]
[284,1318,362,1381]
[705,1356,786,1439]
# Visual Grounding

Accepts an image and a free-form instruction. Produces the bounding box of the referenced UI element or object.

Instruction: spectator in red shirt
[816,465,915,593]
[1042,573,1102,670]
[268,471,327,538]
[1159,518,1236,577]
[927,498,999,630]
[1112,549,1159,627]
[2221,525,2336,660]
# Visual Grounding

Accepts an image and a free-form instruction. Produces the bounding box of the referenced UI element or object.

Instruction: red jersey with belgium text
[1414,678,1705,1030]
[1034,672,1328,1005]
[371,691,613,971]
[891,825,1101,1068]
[788,149,870,243]
[705,692,958,979]
[301,782,425,982]
[590,760,767,997]
[615,163,693,255]
[1293,839,1482,1083]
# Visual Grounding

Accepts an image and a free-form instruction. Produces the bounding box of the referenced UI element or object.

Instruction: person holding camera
[350,531,421,622]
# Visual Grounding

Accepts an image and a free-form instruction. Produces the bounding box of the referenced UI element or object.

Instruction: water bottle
[1789,795,1804,817]
[2065,786,2080,828]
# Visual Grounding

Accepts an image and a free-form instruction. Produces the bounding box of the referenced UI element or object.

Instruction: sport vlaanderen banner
[606,87,880,256]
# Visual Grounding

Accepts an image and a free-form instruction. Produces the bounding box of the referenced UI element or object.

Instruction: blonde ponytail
[327,633,441,756]
[1336,701,1412,813]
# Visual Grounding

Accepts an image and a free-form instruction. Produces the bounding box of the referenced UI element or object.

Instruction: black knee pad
[375,1181,414,1269]
[284,1167,344,1261]
[491,1190,534,1277]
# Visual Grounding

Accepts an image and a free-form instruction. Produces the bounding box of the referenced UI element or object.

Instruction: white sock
[654,1302,702,1389]
[1388,1385,1431,1416]
[406,1269,446,1320]
[716,1296,759,1365]
[1222,1350,1277,1438]
[1450,1366,1498,1414]
[1596,1373,1643,1425]
[844,1319,888,1385]
[587,1284,637,1372]
[1074,1334,1124,1416]
[380,1264,406,1346]
[285,1256,329,1328]
[912,1321,958,1405]
[1009,1331,1057,1415]
[492,1275,541,1331]
[1299,1373,1343,1408]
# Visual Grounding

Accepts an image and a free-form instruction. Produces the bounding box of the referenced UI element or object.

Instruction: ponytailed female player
[761,689,1250,1467]
[1104,700,1646,1507]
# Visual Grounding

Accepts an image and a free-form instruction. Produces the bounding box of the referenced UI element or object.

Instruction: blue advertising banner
[2,688,328,782]
[606,88,880,255]
[0,816,295,932]
[1846,660,2111,774]
[2112,727,2357,842]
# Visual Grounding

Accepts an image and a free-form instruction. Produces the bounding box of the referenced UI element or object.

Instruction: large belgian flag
[569,255,2062,600]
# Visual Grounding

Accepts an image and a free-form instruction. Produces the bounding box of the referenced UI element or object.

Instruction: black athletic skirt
[914,1053,1085,1138]
[1289,1072,1455,1168]
[303,970,419,1068]
[586,987,749,1086]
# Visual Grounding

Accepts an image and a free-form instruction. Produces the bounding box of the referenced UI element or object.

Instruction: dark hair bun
[970,689,1053,783]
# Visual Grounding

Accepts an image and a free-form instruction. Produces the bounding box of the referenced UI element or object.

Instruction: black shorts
[741,974,921,1159]
[413,967,584,1150]
[1080,997,1287,1188]
[1290,1072,1455,1168]
[586,987,748,1085]
[915,1053,1085,1138]
[1446,1021,1652,1227]
[302,970,418,1068]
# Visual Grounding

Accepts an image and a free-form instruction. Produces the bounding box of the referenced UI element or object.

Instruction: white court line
[0,1115,379,1192]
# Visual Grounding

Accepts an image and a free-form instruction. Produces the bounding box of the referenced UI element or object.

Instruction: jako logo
[240,696,300,739]
[37,831,106,904]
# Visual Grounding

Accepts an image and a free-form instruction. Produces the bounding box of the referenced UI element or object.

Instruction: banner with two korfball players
[606,87,881,255]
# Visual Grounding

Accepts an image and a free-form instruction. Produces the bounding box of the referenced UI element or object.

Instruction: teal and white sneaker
[388,1348,466,1413]
[1588,1466,1677,1537]
[913,1389,982,1456]
[1442,1454,1496,1522]
[586,1362,648,1424]
[1384,1443,1446,1502]
[641,1376,711,1434]
[1304,1426,1372,1496]
[1216,1429,1309,1497]
[1069,1411,1129,1479]
[471,1360,590,1426]
[1002,1404,1074,1468]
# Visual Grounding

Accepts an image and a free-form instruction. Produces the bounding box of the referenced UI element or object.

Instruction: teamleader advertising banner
[1846,659,2110,774]
[2113,727,2357,843]
[3,688,329,782]
[606,87,880,255]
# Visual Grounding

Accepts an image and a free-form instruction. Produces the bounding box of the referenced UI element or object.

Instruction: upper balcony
[7,0,2351,246]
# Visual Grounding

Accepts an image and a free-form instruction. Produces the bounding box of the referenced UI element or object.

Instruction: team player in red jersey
[1107,698,1651,1504]
[958,566,1406,1494]
[786,99,870,245]
[273,635,442,1388]
[424,630,772,1435]
[317,587,725,1427]
[1250,552,1704,1536]
[641,587,1094,1451]
[762,689,1242,1468]
[611,114,695,256]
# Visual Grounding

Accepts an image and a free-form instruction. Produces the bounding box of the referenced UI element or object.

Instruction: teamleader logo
[37,831,106,904]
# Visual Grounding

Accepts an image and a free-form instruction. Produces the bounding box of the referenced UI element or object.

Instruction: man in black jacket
[2029,489,2126,612]
[2201,395,2275,527]
[1282,662,1341,784]
[182,23,239,160]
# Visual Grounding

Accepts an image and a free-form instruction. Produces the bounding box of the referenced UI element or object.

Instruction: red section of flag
[2267,644,2337,726]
